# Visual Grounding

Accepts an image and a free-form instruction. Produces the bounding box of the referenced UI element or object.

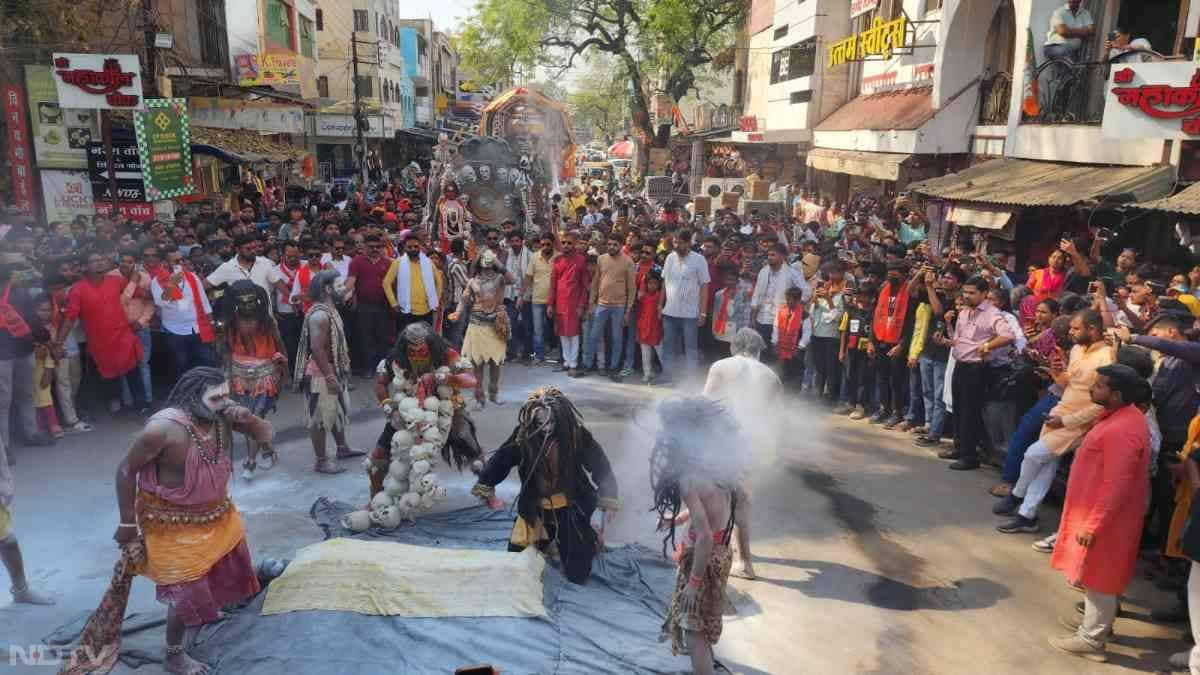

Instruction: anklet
[165,644,185,656]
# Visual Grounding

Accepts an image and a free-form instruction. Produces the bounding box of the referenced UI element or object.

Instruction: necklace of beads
[187,417,224,465]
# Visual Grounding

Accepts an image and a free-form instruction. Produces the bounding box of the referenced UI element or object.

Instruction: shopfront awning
[1130,182,1200,216]
[806,148,914,182]
[949,205,1016,230]
[814,86,935,132]
[907,158,1174,207]
[191,127,307,164]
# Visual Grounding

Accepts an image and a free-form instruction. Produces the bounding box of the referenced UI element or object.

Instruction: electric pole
[351,32,368,187]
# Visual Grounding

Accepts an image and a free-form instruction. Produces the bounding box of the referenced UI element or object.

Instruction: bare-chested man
[114,367,272,675]
[653,396,743,675]
[294,270,364,474]
[1,434,54,605]
[449,248,515,406]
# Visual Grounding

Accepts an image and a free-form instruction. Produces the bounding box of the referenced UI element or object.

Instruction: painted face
[193,382,232,421]
[332,277,352,304]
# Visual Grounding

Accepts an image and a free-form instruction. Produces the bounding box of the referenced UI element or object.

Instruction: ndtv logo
[9,644,116,666]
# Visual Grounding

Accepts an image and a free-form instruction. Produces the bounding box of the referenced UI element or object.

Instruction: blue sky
[404,0,473,32]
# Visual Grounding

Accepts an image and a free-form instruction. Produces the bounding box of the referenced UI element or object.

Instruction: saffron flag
[1022,27,1041,117]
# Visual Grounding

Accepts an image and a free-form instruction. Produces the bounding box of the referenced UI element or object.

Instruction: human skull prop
[409,459,432,477]
[436,384,454,399]
[417,473,438,494]
[409,444,434,462]
[342,510,373,532]
[421,427,443,446]
[420,492,437,511]
[370,504,403,529]
[390,429,415,452]
[389,459,411,479]
[398,492,421,513]
[458,164,477,184]
[421,397,439,412]
[370,491,394,512]
[437,415,452,432]
[385,476,408,497]
[478,164,492,183]
[399,397,420,412]
[497,167,510,186]
[437,400,454,416]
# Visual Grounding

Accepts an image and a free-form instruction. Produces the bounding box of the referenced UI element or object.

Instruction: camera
[1095,227,1114,240]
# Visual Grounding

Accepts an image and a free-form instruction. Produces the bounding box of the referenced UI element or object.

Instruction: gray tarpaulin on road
[178,498,691,674]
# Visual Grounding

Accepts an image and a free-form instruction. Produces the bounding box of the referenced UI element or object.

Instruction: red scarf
[0,283,30,339]
[147,263,181,301]
[873,280,911,345]
[297,264,317,314]
[182,272,215,343]
[775,305,804,361]
[713,288,734,335]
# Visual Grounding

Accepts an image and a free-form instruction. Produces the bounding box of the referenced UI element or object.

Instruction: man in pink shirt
[943,276,1015,470]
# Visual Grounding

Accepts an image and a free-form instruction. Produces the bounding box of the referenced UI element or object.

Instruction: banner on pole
[133,98,194,200]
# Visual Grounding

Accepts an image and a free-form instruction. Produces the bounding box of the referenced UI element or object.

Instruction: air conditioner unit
[701,178,747,201]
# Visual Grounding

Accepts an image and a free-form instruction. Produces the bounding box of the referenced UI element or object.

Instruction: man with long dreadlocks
[64,367,273,675]
[367,322,484,499]
[471,387,619,584]
[652,396,744,675]
[294,270,364,474]
[217,280,288,479]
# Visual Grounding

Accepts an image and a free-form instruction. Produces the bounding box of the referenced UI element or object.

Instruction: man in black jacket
[472,387,619,583]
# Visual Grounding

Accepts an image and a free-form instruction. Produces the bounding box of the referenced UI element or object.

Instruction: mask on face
[193,383,231,422]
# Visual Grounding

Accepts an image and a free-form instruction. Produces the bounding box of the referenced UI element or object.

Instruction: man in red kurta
[547,233,590,375]
[1049,363,1151,663]
[58,251,143,413]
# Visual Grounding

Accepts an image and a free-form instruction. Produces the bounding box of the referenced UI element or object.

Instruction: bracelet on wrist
[688,574,704,588]
[118,523,138,529]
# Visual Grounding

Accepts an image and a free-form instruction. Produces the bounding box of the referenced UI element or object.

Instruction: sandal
[335,446,366,459]
[314,458,346,474]
[989,482,1012,497]
[259,448,277,470]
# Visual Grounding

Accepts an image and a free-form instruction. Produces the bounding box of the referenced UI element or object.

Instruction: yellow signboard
[828,16,909,69]
[234,52,299,87]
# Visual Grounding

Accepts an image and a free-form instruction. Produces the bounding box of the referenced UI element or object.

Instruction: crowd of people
[3,168,1200,671]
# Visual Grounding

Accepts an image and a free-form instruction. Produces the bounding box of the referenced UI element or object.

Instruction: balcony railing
[978,72,1012,125]
[1021,50,1169,125]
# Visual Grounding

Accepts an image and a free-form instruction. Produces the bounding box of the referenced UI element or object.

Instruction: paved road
[0,364,1188,673]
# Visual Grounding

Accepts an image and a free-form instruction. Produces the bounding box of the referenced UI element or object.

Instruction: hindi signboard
[51,53,143,110]
[827,16,909,68]
[87,140,146,203]
[133,98,195,200]
[2,84,35,215]
[851,0,880,19]
[41,170,95,223]
[1101,62,1200,139]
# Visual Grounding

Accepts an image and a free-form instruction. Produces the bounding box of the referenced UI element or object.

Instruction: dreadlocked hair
[512,387,587,514]
[649,396,743,560]
[389,323,450,372]
[219,279,271,327]
[165,366,227,411]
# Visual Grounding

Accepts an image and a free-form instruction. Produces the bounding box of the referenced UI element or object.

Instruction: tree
[453,0,549,88]
[457,0,745,159]
[566,60,628,140]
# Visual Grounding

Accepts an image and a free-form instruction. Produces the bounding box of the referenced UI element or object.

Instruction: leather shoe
[937,449,960,460]
[949,459,980,471]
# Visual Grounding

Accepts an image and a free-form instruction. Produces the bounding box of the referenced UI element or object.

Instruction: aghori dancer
[653,396,745,675]
[472,387,619,583]
[0,434,54,606]
[217,280,288,479]
[449,248,514,406]
[699,327,781,580]
[294,270,364,475]
[364,322,484,501]
[63,367,272,675]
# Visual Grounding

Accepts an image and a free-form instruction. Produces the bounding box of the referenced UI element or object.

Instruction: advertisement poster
[87,140,146,202]
[23,65,97,169]
[51,53,143,110]
[188,97,303,134]
[2,84,35,215]
[133,98,194,199]
[234,53,299,87]
[40,170,94,222]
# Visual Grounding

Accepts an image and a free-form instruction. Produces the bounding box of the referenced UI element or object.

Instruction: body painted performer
[294,270,364,474]
[365,323,484,503]
[449,248,515,406]
[63,367,273,675]
[472,387,619,584]
[216,280,288,479]
[652,396,745,675]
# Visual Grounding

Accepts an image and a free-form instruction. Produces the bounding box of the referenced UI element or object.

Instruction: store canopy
[949,205,1016,230]
[191,127,306,164]
[907,158,1174,207]
[807,148,914,182]
[814,86,935,132]
[1131,182,1200,216]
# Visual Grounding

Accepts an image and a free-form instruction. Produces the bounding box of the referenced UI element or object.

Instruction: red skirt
[155,539,260,626]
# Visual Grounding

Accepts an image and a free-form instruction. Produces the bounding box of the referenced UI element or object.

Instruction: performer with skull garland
[472,387,619,584]
[294,270,364,475]
[435,181,470,255]
[652,396,744,675]
[449,248,514,406]
[65,367,273,675]
[360,322,484,513]
[217,280,288,479]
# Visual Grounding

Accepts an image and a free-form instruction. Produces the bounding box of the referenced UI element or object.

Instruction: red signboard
[1111,67,1200,135]
[737,116,758,132]
[2,84,35,215]
[95,201,155,222]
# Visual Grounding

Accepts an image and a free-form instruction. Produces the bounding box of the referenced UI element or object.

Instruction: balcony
[977,72,1011,126]
[1021,50,1168,126]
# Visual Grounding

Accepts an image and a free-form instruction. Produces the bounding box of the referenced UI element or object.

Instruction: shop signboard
[314,114,394,138]
[40,170,94,223]
[188,97,304,134]
[2,84,35,215]
[1101,62,1200,139]
[50,53,143,110]
[24,65,97,169]
[133,98,195,200]
[851,0,880,19]
[94,201,156,222]
[234,52,300,88]
[827,16,908,68]
[87,140,146,202]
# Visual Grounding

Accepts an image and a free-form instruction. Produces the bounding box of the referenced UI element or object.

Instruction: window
[356,75,373,98]
[382,80,390,103]
[317,75,329,98]
[299,16,315,58]
[265,0,295,50]
[353,9,368,32]
[315,8,323,30]
[770,50,786,84]
[415,85,429,97]
[773,25,788,40]
[197,0,228,68]
[790,90,813,104]
[787,38,817,80]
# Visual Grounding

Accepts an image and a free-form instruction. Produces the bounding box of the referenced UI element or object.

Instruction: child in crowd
[838,285,877,419]
[711,265,754,350]
[774,286,810,391]
[30,297,62,440]
[637,270,665,384]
